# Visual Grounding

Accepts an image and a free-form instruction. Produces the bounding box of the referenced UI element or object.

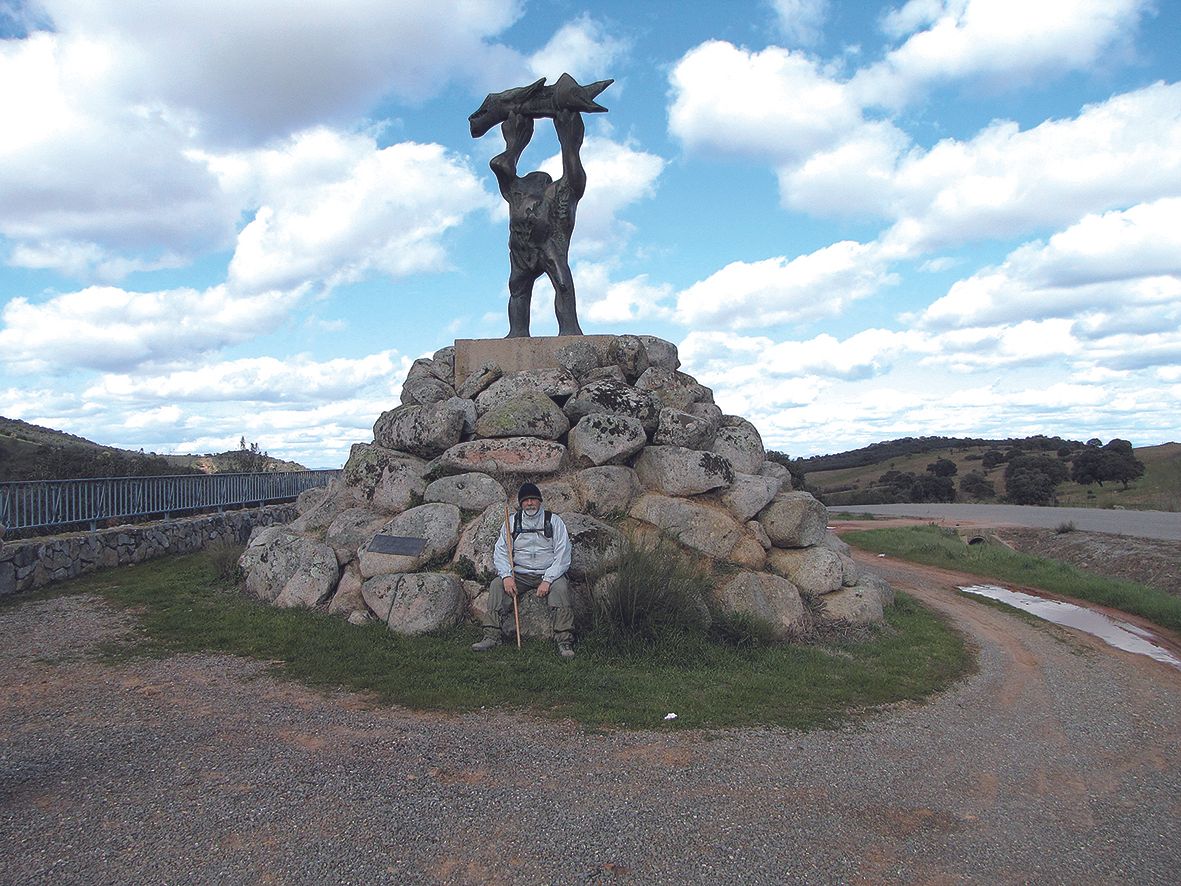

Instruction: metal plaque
[368,534,428,556]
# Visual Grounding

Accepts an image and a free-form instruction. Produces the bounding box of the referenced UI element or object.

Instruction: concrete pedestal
[454,335,617,385]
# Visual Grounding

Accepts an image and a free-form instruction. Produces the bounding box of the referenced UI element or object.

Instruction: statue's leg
[545,255,583,336]
[506,265,537,338]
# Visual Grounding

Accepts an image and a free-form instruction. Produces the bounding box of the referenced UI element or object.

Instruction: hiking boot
[556,639,575,660]
[471,634,502,652]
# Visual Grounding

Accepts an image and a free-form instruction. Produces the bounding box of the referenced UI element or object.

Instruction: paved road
[2,572,1180,884]
[831,503,1181,540]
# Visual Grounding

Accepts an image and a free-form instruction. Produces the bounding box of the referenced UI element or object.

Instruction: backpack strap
[512,508,554,540]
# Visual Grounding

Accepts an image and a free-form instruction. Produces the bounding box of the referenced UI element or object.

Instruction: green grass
[844,525,1181,632]
[14,552,973,731]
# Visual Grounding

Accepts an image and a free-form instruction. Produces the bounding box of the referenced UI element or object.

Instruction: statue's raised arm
[470,74,612,338]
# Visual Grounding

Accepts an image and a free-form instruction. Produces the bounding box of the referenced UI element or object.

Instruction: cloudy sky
[1,0,1178,468]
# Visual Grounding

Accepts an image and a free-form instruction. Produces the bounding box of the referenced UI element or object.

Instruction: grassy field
[843,525,1181,632]
[10,552,974,731]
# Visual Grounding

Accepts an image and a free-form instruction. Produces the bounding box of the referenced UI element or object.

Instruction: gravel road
[832,503,1181,541]
[2,570,1180,884]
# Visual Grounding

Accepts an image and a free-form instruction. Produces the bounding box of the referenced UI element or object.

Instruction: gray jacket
[493,508,571,583]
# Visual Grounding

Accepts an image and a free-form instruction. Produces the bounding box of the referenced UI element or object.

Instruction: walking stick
[503,499,522,648]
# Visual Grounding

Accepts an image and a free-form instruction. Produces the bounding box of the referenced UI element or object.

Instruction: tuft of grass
[1054,520,1077,534]
[844,525,1181,632]
[204,538,246,583]
[35,553,972,731]
[593,540,711,645]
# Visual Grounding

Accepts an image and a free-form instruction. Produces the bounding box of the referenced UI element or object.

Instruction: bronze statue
[470,74,612,337]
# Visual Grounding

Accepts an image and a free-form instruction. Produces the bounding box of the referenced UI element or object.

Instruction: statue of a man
[470,74,611,338]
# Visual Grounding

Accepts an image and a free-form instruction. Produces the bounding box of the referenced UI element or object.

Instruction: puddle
[959,585,1181,671]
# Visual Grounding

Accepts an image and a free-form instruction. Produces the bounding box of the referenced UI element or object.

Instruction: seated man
[471,483,575,659]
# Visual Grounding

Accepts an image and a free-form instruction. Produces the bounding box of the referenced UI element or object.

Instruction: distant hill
[803,435,1180,512]
[0,417,306,482]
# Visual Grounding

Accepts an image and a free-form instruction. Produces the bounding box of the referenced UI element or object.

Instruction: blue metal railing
[0,470,339,536]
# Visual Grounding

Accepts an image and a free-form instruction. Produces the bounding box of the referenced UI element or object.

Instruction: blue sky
[1,0,1178,469]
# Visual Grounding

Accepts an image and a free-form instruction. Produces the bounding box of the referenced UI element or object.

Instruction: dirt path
[2,571,1180,884]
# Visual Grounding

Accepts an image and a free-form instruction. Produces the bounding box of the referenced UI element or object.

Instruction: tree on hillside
[911,474,956,502]
[959,471,995,499]
[1005,468,1056,505]
[1071,439,1145,489]
[926,457,958,477]
[981,449,1005,470]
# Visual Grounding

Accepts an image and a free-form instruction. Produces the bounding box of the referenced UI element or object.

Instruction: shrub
[1055,521,1077,534]
[593,540,711,644]
[204,538,245,584]
[708,608,781,649]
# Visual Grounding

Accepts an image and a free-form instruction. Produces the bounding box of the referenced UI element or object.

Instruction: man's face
[521,496,541,516]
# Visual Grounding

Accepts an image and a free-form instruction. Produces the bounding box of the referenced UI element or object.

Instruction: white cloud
[212,130,492,293]
[576,263,674,325]
[84,351,403,404]
[769,0,829,46]
[856,0,1146,108]
[527,14,626,81]
[920,198,1181,328]
[0,284,303,373]
[668,41,862,165]
[674,240,896,329]
[38,0,522,143]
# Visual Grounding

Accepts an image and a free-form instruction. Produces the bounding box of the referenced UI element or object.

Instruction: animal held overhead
[468,74,613,138]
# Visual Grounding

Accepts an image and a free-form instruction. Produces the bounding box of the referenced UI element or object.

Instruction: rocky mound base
[239,334,893,638]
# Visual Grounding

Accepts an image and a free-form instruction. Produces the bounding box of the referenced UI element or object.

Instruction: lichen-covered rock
[452,503,506,580]
[688,402,723,437]
[289,483,363,533]
[607,334,650,382]
[431,345,456,386]
[470,586,556,638]
[568,413,647,467]
[475,368,578,415]
[713,572,810,639]
[400,374,454,407]
[629,493,765,568]
[760,459,793,486]
[712,419,765,474]
[634,367,707,412]
[562,512,626,581]
[572,466,642,517]
[372,397,473,458]
[342,443,428,514]
[580,365,627,384]
[860,571,894,607]
[653,407,715,449]
[428,437,567,479]
[821,534,860,586]
[767,545,843,595]
[239,527,340,608]
[634,446,735,496]
[475,390,570,440]
[361,572,464,635]
[563,378,660,433]
[819,582,885,625]
[536,480,581,514]
[747,520,772,550]
[325,507,387,565]
[423,472,504,511]
[720,472,781,522]
[358,503,462,578]
[456,362,502,400]
[637,335,679,372]
[758,491,828,549]
[554,338,603,378]
[295,484,329,516]
[328,561,366,616]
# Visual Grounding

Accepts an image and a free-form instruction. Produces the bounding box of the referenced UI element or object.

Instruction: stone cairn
[239,334,893,638]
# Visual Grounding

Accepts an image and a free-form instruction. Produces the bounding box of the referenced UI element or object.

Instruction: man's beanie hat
[518,482,542,504]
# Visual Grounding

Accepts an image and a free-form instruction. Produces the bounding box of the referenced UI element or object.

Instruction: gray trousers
[483,572,574,642]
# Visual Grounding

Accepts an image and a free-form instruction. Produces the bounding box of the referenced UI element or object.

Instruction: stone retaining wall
[0,504,296,597]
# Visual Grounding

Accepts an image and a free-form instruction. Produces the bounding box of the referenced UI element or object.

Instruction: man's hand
[503,575,518,598]
[536,580,551,598]
[501,112,533,152]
